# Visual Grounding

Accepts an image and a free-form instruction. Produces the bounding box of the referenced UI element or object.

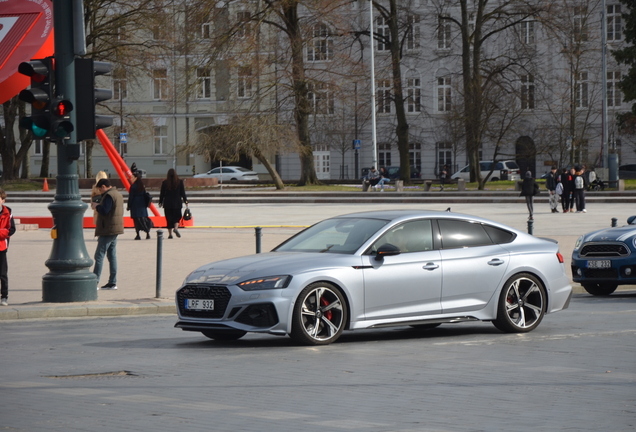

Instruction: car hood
[183,252,356,285]
[581,225,636,243]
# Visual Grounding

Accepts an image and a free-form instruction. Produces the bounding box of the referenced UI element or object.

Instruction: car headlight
[238,275,292,291]
[574,236,584,251]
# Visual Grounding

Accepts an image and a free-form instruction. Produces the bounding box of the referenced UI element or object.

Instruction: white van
[451,160,520,182]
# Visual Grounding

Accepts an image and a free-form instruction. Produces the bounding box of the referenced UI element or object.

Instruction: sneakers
[582,209,587,213]
[99,283,117,290]
[1,298,7,306]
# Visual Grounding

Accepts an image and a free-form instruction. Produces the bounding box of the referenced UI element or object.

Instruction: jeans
[93,235,118,284]
[376,178,389,189]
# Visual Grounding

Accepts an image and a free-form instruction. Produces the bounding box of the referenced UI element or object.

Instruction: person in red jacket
[0,189,16,306]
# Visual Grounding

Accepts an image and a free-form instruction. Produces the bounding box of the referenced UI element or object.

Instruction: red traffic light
[52,100,73,116]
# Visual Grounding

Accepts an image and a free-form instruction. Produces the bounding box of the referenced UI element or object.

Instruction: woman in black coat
[127,173,151,240]
[159,168,188,239]
[519,171,539,220]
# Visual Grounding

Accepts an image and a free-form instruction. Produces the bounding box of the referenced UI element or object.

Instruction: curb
[0,300,176,321]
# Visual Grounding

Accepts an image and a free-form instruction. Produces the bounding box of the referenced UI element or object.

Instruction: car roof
[333,209,517,229]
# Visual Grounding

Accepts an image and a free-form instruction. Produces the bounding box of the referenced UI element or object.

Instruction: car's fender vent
[580,243,629,257]
[583,268,618,279]
[177,285,231,318]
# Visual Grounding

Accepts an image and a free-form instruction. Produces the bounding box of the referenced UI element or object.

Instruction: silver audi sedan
[175,210,572,345]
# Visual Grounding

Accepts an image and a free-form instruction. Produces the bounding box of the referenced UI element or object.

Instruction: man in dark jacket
[91,179,124,290]
[520,171,539,220]
[545,166,559,213]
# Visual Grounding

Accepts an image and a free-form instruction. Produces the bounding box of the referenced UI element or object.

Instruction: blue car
[571,216,636,295]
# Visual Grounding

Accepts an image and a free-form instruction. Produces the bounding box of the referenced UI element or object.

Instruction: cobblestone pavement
[0,292,634,431]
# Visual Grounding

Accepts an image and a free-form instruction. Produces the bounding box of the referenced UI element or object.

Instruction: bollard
[527,219,534,235]
[156,230,163,298]
[611,218,617,227]
[255,226,262,253]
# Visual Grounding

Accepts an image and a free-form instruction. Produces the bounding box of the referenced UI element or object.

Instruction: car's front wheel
[582,283,618,296]
[290,282,347,345]
[493,273,546,333]
[201,330,247,341]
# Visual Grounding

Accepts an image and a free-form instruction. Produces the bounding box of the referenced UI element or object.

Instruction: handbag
[183,207,192,221]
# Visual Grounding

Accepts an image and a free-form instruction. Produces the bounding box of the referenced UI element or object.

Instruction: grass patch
[0,180,46,191]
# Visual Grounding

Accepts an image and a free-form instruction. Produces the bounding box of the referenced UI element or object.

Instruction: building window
[113,68,127,101]
[153,69,168,100]
[33,139,43,155]
[406,15,420,50]
[376,16,390,51]
[607,5,622,42]
[379,143,391,167]
[238,66,253,99]
[377,79,392,114]
[409,143,421,171]
[307,23,334,62]
[154,126,168,155]
[308,82,334,115]
[406,78,421,113]
[437,77,451,112]
[573,6,588,42]
[437,142,452,171]
[438,16,451,49]
[521,20,535,44]
[236,11,252,38]
[199,22,211,39]
[197,67,211,99]
[521,74,535,110]
[575,72,588,108]
[608,71,622,107]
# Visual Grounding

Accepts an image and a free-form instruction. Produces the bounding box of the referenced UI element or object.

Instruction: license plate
[185,299,214,310]
[587,260,611,269]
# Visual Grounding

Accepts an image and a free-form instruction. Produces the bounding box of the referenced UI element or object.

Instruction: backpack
[575,175,584,189]
[556,182,563,195]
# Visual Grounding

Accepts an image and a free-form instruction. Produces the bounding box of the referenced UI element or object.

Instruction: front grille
[580,243,629,257]
[583,268,618,279]
[177,285,231,318]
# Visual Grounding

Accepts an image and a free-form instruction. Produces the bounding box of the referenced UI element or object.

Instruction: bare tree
[0,97,33,181]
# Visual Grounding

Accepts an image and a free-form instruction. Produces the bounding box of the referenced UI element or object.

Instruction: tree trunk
[39,141,50,178]
[253,147,285,190]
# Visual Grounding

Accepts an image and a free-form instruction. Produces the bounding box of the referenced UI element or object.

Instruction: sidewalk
[2,200,635,321]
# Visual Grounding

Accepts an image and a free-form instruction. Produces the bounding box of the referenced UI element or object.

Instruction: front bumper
[571,258,636,285]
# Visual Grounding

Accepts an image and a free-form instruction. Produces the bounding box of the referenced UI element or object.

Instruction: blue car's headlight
[574,236,584,251]
[238,275,292,291]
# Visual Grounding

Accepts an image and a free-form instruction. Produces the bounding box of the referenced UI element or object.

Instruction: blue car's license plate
[587,260,611,269]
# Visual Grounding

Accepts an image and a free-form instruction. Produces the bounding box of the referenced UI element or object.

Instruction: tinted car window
[438,219,493,249]
[495,162,503,170]
[211,168,221,173]
[370,220,433,254]
[480,162,492,171]
[506,161,519,169]
[483,224,516,244]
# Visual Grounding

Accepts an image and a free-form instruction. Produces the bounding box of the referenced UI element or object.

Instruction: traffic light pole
[42,0,97,302]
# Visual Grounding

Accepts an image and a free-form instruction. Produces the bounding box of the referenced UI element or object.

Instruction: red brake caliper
[320,297,332,321]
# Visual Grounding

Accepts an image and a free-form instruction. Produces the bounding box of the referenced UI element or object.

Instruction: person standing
[545,166,559,213]
[159,168,188,239]
[520,171,539,220]
[440,165,448,191]
[574,166,587,213]
[91,179,124,290]
[127,172,152,240]
[0,189,16,306]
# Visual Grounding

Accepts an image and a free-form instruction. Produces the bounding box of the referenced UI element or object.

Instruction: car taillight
[556,252,564,263]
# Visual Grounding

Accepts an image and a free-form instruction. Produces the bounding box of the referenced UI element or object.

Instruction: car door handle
[488,259,505,266]
[422,263,439,271]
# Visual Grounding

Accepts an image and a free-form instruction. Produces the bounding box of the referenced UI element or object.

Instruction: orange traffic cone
[42,178,49,192]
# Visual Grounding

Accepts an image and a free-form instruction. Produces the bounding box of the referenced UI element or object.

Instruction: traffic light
[49,98,74,139]
[75,58,114,141]
[18,58,53,138]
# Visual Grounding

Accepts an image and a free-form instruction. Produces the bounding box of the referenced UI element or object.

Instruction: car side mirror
[375,243,401,260]
[628,216,636,225]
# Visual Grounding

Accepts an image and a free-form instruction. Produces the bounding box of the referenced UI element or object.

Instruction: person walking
[127,172,152,240]
[0,189,16,306]
[91,179,124,290]
[545,166,559,213]
[440,165,448,191]
[520,171,539,220]
[159,168,188,239]
[574,166,587,213]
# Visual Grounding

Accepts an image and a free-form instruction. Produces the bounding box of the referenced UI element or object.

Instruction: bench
[424,179,465,191]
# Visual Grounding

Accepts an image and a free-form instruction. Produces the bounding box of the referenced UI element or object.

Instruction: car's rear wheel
[201,330,247,341]
[290,282,347,345]
[493,273,546,333]
[581,283,618,296]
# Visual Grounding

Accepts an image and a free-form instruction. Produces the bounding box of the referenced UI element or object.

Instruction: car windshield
[274,218,389,254]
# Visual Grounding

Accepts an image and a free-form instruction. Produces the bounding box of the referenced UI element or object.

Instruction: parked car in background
[175,210,572,345]
[193,166,259,182]
[572,215,636,295]
[618,164,636,179]
[451,160,521,182]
